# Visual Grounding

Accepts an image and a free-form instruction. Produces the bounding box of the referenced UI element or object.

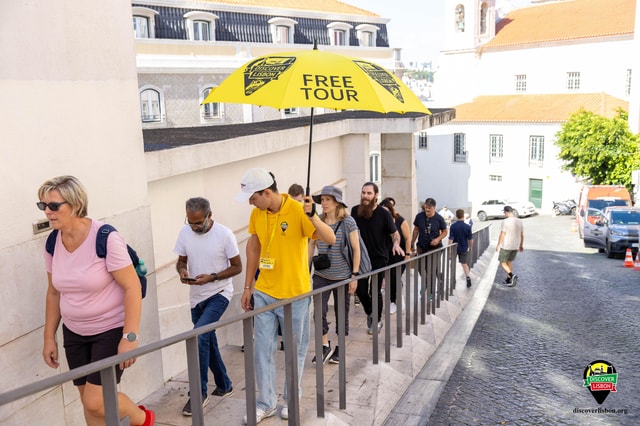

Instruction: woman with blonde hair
[310,185,361,365]
[38,175,154,426]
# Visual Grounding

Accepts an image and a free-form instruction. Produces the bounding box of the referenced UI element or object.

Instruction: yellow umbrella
[203,45,430,193]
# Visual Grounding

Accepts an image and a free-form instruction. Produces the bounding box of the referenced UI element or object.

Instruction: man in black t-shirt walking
[351,182,404,334]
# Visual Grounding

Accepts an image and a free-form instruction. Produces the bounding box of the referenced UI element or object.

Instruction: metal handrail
[0,225,491,426]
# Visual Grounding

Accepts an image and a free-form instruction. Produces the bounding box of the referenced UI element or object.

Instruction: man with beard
[350,182,404,334]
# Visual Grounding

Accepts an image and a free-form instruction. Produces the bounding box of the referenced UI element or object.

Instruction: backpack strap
[96,224,117,258]
[45,229,59,256]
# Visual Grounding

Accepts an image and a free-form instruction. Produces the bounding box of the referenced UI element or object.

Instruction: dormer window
[132,7,159,39]
[184,12,218,41]
[327,22,353,46]
[355,24,379,47]
[268,17,297,44]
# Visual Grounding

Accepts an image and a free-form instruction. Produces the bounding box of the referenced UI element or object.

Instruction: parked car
[475,199,537,221]
[587,206,640,258]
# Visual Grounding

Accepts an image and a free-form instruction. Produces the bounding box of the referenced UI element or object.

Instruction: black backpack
[45,224,147,298]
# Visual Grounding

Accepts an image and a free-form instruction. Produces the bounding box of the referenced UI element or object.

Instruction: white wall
[0,1,163,423]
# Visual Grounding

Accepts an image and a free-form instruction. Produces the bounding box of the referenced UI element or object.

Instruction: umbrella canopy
[204,48,430,114]
[203,46,431,193]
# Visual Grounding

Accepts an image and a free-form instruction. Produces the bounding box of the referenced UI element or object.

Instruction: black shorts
[62,324,125,386]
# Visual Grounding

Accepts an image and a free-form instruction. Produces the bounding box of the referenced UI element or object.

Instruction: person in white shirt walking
[496,206,524,287]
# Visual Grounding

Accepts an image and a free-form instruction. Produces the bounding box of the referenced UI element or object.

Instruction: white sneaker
[389,302,397,315]
[281,405,288,420]
[242,407,276,424]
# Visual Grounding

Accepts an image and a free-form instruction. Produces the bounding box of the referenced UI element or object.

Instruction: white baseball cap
[235,168,274,202]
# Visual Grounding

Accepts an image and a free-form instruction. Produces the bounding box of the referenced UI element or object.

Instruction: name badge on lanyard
[259,257,275,270]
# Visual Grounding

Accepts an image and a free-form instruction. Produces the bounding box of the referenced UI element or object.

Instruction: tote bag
[342,228,372,275]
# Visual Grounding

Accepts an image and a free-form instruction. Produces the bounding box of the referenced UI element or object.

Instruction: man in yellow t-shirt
[237,168,335,423]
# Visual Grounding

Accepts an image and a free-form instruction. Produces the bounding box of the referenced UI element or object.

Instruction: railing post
[336,286,347,409]
[100,366,123,426]
[312,293,325,416]
[185,336,204,426]
[384,268,391,363]
[283,303,300,425]
[371,271,379,364]
[395,264,403,348]
[242,317,257,426]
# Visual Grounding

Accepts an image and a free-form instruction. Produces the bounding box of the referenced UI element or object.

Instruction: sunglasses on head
[36,201,69,211]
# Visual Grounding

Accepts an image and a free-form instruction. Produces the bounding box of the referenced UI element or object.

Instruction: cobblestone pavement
[428,214,640,425]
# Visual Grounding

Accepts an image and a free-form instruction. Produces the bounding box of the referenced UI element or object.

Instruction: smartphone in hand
[183,277,197,283]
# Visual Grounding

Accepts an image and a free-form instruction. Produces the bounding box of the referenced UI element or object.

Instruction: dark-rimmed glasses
[36,201,69,211]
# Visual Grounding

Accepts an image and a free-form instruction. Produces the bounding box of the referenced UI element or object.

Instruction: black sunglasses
[37,201,69,211]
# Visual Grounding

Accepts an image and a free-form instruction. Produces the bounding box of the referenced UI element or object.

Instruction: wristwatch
[122,331,138,342]
[211,272,218,281]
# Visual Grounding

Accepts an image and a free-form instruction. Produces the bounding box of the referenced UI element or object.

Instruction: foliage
[555,108,640,189]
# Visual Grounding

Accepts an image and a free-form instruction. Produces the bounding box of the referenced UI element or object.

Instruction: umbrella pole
[305,107,315,196]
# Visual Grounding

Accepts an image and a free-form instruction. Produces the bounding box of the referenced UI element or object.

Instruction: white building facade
[418,0,634,215]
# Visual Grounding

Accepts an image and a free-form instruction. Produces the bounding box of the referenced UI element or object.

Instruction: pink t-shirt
[45,219,131,336]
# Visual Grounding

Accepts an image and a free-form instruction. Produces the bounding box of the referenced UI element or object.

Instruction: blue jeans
[253,290,310,411]
[191,293,232,397]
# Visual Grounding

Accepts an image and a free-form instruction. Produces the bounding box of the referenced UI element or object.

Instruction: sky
[341,0,534,66]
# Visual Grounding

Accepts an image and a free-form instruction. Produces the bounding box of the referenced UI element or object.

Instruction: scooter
[552,199,576,216]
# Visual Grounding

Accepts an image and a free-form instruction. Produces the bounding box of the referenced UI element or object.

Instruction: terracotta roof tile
[453,93,628,122]
[191,0,379,17]
[485,0,635,49]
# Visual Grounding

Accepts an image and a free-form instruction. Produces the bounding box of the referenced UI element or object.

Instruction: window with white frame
[480,2,488,34]
[418,131,428,149]
[490,134,503,162]
[454,133,466,163]
[132,7,158,39]
[184,12,217,41]
[201,87,223,121]
[567,72,580,90]
[327,22,353,46]
[355,24,379,47]
[515,74,527,92]
[489,175,503,182]
[626,69,632,96]
[268,17,297,44]
[283,108,299,116]
[139,86,164,123]
[370,152,381,183]
[455,4,465,32]
[529,136,544,167]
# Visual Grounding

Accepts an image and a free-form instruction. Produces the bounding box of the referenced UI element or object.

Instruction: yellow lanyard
[264,197,285,257]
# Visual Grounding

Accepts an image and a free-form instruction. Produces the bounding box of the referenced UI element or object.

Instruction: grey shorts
[498,249,518,263]
[457,251,469,264]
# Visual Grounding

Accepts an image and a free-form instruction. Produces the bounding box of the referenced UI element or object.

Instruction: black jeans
[355,261,386,322]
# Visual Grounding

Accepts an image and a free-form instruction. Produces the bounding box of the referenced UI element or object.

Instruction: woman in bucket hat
[310,185,361,365]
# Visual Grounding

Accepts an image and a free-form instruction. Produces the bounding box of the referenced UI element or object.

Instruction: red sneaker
[137,405,156,426]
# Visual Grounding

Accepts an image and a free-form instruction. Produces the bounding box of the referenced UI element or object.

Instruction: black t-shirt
[413,211,447,250]
[351,205,397,267]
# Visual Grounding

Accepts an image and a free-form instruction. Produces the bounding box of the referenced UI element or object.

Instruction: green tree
[555,108,640,188]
